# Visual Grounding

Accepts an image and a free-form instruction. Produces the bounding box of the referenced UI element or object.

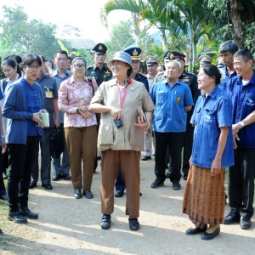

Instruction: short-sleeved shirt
[52,69,72,123]
[151,79,194,132]
[86,63,112,86]
[90,79,155,151]
[36,72,58,128]
[58,76,97,128]
[191,86,234,168]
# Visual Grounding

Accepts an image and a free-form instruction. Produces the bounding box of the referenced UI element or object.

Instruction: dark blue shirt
[151,79,194,132]
[21,79,43,136]
[191,86,234,168]
[134,73,149,92]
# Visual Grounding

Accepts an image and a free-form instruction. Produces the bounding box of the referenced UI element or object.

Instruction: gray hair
[71,56,87,66]
[165,60,182,70]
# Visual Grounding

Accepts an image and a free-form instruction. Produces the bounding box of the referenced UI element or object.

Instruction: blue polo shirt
[151,79,194,132]
[228,72,255,148]
[191,86,234,168]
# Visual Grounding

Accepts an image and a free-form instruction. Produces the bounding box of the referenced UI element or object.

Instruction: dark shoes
[62,173,71,180]
[0,194,8,200]
[83,190,94,199]
[183,174,188,180]
[19,208,38,219]
[52,174,61,181]
[115,190,124,197]
[0,228,3,234]
[224,209,240,224]
[129,218,140,231]
[29,180,37,189]
[151,178,164,188]
[173,182,181,190]
[8,212,28,224]
[201,227,220,240]
[101,214,111,230]
[42,184,53,190]
[240,217,252,230]
[186,225,207,235]
[141,156,151,161]
[74,189,82,199]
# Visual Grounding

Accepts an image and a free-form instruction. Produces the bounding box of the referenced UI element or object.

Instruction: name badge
[46,91,53,98]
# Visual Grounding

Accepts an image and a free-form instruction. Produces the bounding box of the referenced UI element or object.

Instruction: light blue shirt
[150,79,194,132]
[191,86,234,168]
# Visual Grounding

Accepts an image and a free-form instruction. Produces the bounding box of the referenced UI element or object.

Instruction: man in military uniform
[86,43,112,86]
[165,51,200,180]
[86,43,112,172]
[198,54,212,68]
[114,47,149,197]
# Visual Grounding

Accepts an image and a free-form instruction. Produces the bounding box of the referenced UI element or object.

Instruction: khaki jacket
[91,79,155,151]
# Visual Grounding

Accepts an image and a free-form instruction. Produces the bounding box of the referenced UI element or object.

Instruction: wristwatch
[239,121,245,128]
[76,108,80,114]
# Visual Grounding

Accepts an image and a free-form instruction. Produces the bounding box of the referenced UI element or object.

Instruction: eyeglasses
[73,64,86,70]
[26,65,41,71]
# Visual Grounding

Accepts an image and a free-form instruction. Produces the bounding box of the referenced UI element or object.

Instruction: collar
[202,86,219,99]
[70,76,87,84]
[53,69,71,77]
[37,72,48,81]
[236,70,255,86]
[164,79,180,87]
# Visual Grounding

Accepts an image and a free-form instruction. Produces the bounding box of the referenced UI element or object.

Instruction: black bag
[49,127,65,159]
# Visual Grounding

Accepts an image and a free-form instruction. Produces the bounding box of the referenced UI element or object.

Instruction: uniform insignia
[105,70,111,75]
[133,49,138,56]
[98,45,103,50]
[184,78,190,82]
[177,97,181,102]
[170,53,175,59]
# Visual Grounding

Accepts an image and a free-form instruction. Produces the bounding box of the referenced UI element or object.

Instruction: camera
[114,118,123,129]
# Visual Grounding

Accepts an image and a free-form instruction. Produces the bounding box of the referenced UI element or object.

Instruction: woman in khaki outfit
[90,51,154,231]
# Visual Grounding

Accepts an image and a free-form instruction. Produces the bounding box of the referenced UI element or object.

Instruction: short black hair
[219,40,239,55]
[54,50,68,58]
[21,54,42,68]
[234,49,254,63]
[202,64,221,85]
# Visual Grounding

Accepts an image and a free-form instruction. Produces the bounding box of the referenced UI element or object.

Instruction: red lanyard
[117,82,128,109]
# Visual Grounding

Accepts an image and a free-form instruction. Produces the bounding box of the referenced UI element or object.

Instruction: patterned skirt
[182,165,225,226]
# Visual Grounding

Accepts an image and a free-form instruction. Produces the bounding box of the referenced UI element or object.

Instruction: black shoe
[224,208,240,224]
[129,218,140,231]
[173,182,181,190]
[19,208,38,219]
[201,227,220,240]
[183,174,188,180]
[101,214,111,230]
[166,171,171,178]
[52,174,61,181]
[0,228,3,234]
[62,173,71,180]
[74,189,82,199]
[8,212,27,224]
[186,225,207,235]
[151,179,164,188]
[115,190,124,197]
[42,184,53,190]
[29,180,37,189]
[140,192,142,196]
[141,156,151,161]
[0,194,8,200]
[240,217,252,230]
[83,190,94,199]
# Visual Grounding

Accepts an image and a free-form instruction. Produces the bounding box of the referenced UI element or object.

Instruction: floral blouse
[58,76,97,128]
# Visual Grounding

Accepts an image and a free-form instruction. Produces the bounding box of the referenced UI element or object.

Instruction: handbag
[49,127,65,159]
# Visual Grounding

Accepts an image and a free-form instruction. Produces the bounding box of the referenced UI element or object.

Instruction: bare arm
[185,106,192,112]
[89,103,122,119]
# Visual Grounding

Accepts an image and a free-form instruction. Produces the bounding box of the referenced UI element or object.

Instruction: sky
[0,0,131,42]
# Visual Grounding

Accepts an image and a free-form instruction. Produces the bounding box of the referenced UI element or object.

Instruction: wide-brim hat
[107,51,133,70]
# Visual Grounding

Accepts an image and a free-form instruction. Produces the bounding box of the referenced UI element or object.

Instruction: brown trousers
[101,149,140,218]
[65,126,97,190]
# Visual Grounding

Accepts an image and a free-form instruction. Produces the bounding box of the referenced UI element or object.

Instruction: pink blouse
[58,76,97,128]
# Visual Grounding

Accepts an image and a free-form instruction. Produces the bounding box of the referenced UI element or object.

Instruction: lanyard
[117,82,128,109]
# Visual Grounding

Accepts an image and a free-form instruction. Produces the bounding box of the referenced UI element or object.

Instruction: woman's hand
[33,112,45,127]
[110,106,122,119]
[80,111,92,119]
[211,157,222,176]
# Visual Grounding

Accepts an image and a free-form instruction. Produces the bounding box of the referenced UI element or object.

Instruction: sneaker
[151,178,164,188]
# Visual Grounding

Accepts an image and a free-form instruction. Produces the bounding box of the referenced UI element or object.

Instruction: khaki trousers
[65,126,97,190]
[101,149,140,218]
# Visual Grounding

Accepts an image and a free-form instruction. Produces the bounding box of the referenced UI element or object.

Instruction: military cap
[92,43,107,55]
[198,55,212,65]
[145,56,158,67]
[124,47,142,60]
[164,50,186,61]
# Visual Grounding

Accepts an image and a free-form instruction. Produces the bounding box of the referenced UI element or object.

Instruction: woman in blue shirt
[182,64,234,240]
[3,54,44,224]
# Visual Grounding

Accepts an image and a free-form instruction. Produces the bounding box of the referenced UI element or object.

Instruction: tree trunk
[229,0,245,47]
[160,29,167,51]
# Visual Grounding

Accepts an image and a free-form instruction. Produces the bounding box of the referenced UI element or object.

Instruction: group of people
[0,40,254,240]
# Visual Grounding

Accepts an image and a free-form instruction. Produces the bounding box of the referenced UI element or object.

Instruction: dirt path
[0,160,255,255]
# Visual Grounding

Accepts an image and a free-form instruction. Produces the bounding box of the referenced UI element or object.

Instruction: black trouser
[229,148,255,220]
[7,136,40,212]
[0,146,7,196]
[155,132,185,183]
[32,128,52,185]
[182,123,194,175]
